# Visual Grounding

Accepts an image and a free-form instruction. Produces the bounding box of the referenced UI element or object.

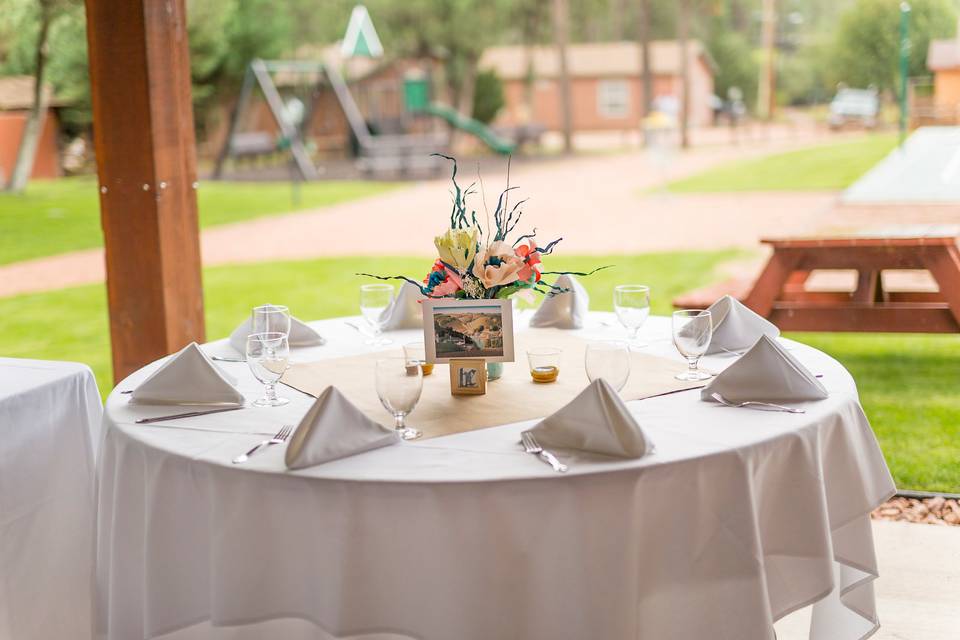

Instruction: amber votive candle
[403,342,433,376]
[527,348,562,383]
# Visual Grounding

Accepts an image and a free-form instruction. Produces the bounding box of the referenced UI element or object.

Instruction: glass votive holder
[403,341,434,376]
[527,348,561,383]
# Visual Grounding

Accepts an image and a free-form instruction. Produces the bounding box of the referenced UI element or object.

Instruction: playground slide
[424,103,516,155]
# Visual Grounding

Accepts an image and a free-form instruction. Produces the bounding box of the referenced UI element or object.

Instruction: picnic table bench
[677,227,960,333]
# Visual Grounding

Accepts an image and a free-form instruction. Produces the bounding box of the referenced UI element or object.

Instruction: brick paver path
[5,132,956,298]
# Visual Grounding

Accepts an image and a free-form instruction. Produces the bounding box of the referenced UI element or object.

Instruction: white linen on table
[0,358,102,640]
[96,316,895,640]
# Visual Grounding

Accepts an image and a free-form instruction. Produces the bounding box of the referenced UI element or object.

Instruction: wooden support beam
[85,0,205,383]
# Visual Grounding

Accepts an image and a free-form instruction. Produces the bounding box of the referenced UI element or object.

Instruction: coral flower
[514,240,542,282]
[472,245,525,289]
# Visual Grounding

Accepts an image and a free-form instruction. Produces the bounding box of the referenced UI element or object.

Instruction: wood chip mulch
[871,496,960,526]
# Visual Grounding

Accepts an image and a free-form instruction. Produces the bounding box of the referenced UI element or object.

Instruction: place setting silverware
[210,355,246,363]
[135,405,245,424]
[343,320,371,336]
[710,392,805,414]
[232,424,293,464]
[520,431,568,473]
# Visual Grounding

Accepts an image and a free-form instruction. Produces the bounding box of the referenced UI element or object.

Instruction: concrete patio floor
[775,520,960,640]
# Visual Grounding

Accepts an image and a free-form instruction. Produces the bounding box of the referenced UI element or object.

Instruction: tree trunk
[677,0,691,149]
[757,0,777,120]
[448,55,478,149]
[7,5,52,193]
[553,0,574,153]
[638,0,653,143]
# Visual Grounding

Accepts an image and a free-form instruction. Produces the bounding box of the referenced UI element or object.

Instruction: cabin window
[597,79,630,118]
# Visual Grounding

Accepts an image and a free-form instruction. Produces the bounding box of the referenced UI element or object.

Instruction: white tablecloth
[97,314,895,640]
[0,358,102,640]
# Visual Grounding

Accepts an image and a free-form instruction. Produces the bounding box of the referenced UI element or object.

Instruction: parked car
[828,86,880,129]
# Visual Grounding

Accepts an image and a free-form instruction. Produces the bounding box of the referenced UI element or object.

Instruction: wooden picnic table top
[761,225,959,249]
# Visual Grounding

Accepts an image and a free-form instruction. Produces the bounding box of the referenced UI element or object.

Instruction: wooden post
[85,0,205,383]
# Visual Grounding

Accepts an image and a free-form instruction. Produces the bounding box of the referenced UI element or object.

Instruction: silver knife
[135,405,244,424]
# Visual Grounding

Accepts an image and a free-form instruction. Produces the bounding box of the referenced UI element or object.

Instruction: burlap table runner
[281,329,703,440]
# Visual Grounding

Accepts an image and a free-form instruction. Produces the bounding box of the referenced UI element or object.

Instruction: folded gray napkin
[702,334,828,403]
[703,295,779,355]
[529,274,589,329]
[228,315,325,353]
[285,386,400,469]
[379,281,425,330]
[525,378,653,458]
[130,342,245,406]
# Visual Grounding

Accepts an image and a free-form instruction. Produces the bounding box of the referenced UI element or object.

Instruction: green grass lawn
[790,332,960,493]
[0,177,399,265]
[666,133,898,192]
[0,250,957,492]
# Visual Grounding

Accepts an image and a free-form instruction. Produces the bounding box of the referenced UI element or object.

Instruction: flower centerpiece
[362,154,603,303]
[361,155,605,380]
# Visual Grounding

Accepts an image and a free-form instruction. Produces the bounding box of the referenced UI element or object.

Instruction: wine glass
[584,340,630,391]
[246,332,290,407]
[252,304,291,336]
[375,357,423,440]
[672,310,713,381]
[360,284,394,346]
[613,285,650,345]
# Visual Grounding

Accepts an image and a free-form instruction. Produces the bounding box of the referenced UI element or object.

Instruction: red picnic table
[677,227,960,333]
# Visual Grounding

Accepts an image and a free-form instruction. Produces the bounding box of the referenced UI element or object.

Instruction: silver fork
[710,392,805,414]
[232,425,293,464]
[521,431,568,473]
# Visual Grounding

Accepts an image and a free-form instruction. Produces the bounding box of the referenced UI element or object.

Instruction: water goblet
[403,341,434,376]
[375,357,423,440]
[672,309,713,381]
[614,285,650,345]
[360,284,394,346]
[252,304,291,336]
[246,332,290,407]
[584,340,630,391]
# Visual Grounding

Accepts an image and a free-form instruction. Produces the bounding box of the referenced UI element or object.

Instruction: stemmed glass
[584,340,631,391]
[246,332,290,407]
[672,310,713,381]
[360,284,394,346]
[614,285,650,345]
[252,304,291,336]
[375,357,423,440]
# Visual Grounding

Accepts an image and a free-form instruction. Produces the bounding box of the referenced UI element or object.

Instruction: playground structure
[212,58,521,180]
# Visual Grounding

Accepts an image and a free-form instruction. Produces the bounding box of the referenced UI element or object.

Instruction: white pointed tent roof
[341,5,384,59]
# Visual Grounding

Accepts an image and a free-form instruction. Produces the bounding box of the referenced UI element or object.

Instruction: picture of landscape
[432,306,505,359]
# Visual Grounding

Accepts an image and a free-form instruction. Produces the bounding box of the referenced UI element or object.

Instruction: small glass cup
[584,340,630,391]
[527,348,561,383]
[403,341,434,376]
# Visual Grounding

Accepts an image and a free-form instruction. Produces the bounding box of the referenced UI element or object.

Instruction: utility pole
[553,0,574,153]
[638,0,653,142]
[677,0,691,148]
[757,0,777,120]
[899,2,911,146]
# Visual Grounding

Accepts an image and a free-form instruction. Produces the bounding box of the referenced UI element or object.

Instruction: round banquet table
[96,313,895,640]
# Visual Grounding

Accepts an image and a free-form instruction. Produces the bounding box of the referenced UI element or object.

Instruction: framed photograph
[422,298,515,364]
[448,358,487,395]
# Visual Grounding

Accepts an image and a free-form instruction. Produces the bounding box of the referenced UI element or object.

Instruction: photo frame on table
[448,358,487,395]
[422,298,515,364]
